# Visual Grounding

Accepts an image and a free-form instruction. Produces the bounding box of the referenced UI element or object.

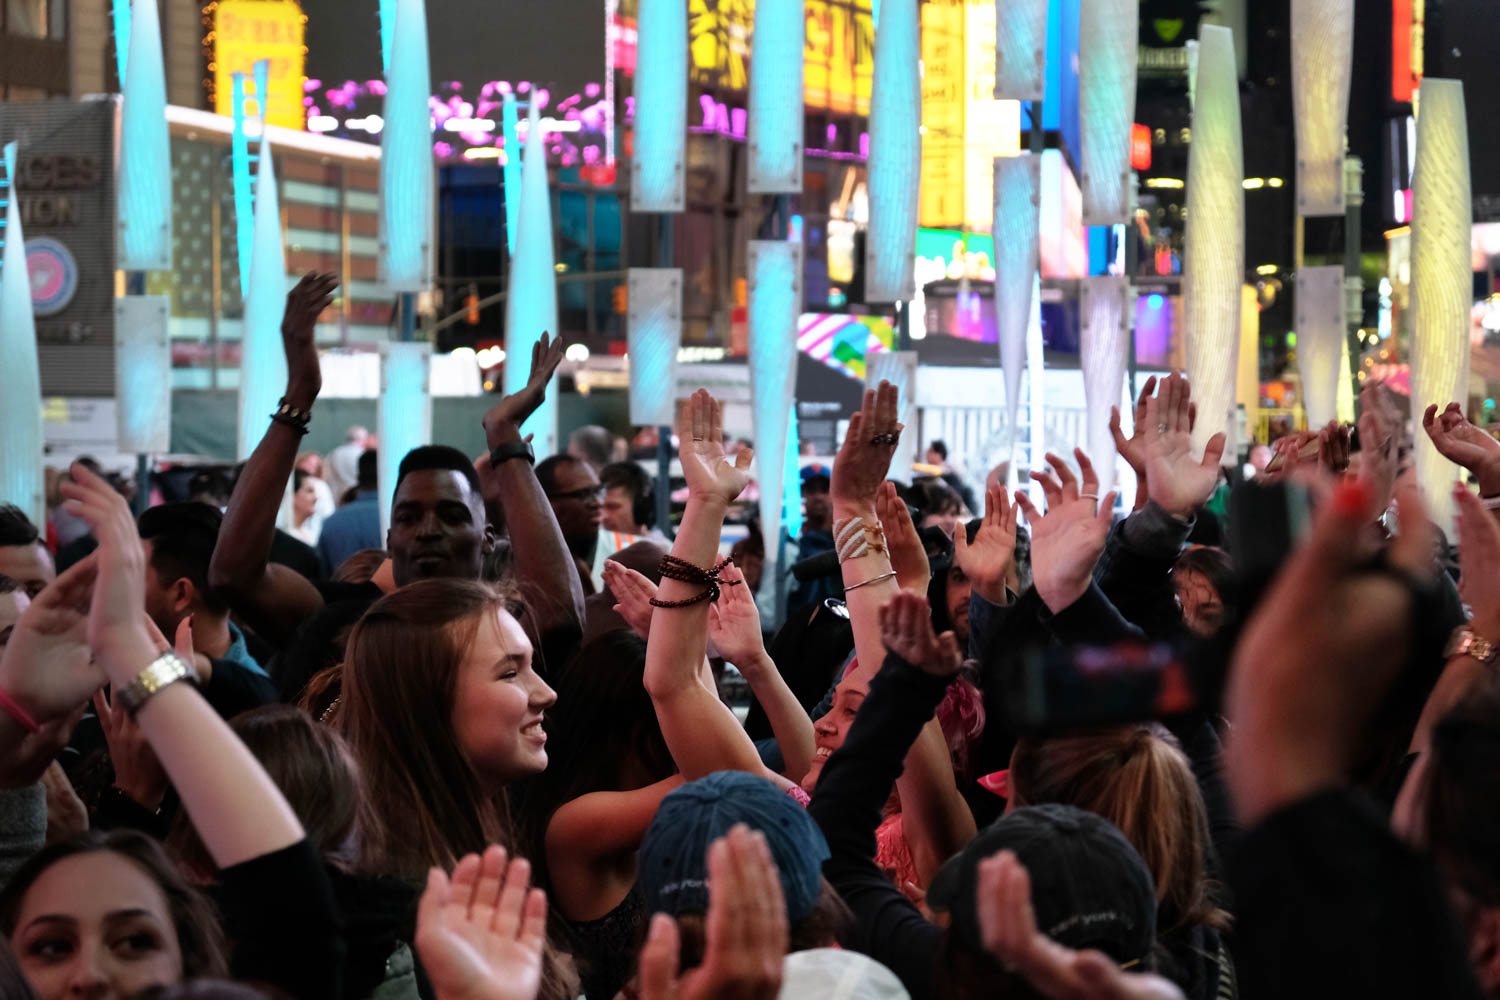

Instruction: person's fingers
[1045,453,1078,494]
[448,852,483,911]
[92,689,113,733]
[638,913,682,1000]
[735,445,754,471]
[1188,401,1198,432]
[1422,404,1440,435]
[417,867,452,939]
[710,396,725,448]
[494,855,533,940]
[1263,478,1375,618]
[877,380,898,430]
[977,854,1007,956]
[999,488,1017,534]
[1167,373,1187,432]
[1096,492,1119,527]
[1110,406,1131,452]
[470,844,508,929]
[518,887,548,955]
[1029,471,1062,508]
[173,616,195,661]
[1143,393,1161,442]
[860,388,876,423]
[1201,432,1227,471]
[841,411,864,459]
[142,616,171,654]
[936,631,961,670]
[702,836,738,959]
[953,524,970,570]
[1135,375,1157,419]
[1074,448,1099,496]
[1015,491,1041,526]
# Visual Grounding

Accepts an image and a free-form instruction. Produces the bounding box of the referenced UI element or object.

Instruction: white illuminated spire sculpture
[748,240,802,587]
[994,0,1047,100]
[1290,0,1354,217]
[864,0,919,301]
[748,0,804,193]
[117,0,172,270]
[236,134,289,460]
[1081,276,1129,496]
[993,154,1040,456]
[379,0,434,292]
[1079,0,1138,225]
[633,0,687,212]
[503,101,561,457]
[1181,25,1244,456]
[1409,79,1472,533]
[0,143,44,525]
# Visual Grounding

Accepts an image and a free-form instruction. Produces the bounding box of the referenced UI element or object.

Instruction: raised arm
[64,463,305,866]
[641,390,765,779]
[831,383,905,686]
[208,273,338,648]
[1423,400,1500,510]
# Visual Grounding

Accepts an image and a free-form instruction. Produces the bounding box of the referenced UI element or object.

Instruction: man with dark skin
[536,454,604,569]
[208,273,584,658]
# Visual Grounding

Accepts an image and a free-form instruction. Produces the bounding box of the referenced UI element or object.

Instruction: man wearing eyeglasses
[537,454,607,586]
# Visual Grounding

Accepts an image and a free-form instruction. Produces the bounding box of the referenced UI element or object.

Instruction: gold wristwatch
[117,652,197,716]
[1444,627,1499,665]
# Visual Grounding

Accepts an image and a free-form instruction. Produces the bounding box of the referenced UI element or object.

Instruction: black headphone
[604,463,656,531]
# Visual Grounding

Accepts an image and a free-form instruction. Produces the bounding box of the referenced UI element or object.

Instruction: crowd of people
[0,271,1497,1000]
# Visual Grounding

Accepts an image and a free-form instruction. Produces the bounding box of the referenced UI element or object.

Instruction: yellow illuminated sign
[212,0,308,130]
[688,0,874,116]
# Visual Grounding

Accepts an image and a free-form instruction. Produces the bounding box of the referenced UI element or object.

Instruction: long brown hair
[337,578,578,1000]
[338,578,511,881]
[1009,724,1229,935]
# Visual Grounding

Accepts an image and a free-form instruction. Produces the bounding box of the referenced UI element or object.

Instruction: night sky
[300,0,607,96]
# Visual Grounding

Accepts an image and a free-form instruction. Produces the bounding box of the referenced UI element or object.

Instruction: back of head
[1008,724,1225,934]
[0,505,39,548]
[568,425,615,471]
[395,445,481,497]
[356,449,379,490]
[1424,673,1500,912]
[929,440,948,460]
[928,803,1157,989]
[779,950,909,1000]
[138,502,230,615]
[187,469,233,508]
[0,830,229,978]
[331,548,389,585]
[339,578,510,878]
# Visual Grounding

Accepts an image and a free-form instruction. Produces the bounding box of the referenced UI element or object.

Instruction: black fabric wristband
[489,439,535,468]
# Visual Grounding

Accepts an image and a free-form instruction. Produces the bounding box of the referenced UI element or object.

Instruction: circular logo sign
[26,237,78,317]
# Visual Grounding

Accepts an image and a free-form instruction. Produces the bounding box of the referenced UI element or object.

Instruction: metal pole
[399,291,416,342]
[127,270,151,516]
[1343,156,1364,415]
[655,214,674,540]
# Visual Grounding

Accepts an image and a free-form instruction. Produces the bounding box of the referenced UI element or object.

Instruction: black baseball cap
[927,803,1158,967]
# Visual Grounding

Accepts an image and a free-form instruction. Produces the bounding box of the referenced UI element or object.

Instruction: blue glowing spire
[0,143,45,524]
[782,401,802,542]
[377,341,433,535]
[503,101,560,457]
[379,0,434,292]
[632,0,687,212]
[236,134,289,459]
[379,0,396,76]
[864,0,919,301]
[112,0,131,86]
[747,0,804,193]
[117,0,172,270]
[502,92,521,255]
[748,240,802,568]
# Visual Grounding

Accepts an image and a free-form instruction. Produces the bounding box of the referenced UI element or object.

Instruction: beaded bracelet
[270,398,312,436]
[834,515,887,562]
[649,555,742,608]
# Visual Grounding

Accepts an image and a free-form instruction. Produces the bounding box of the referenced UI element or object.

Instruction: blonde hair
[1009,723,1229,934]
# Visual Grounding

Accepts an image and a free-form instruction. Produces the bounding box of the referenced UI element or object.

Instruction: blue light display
[379,0,434,291]
[378,341,433,536]
[501,92,521,255]
[632,0,687,212]
[747,0,804,193]
[0,143,44,524]
[782,401,803,542]
[236,135,289,459]
[503,101,561,457]
[112,0,130,86]
[231,72,255,297]
[864,0,919,301]
[748,240,801,570]
[117,0,172,270]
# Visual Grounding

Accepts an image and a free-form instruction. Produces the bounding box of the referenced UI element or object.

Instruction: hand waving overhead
[0,552,102,726]
[832,382,903,513]
[876,481,930,592]
[953,482,1019,606]
[281,272,338,405]
[1016,450,1118,614]
[1423,402,1500,497]
[878,589,962,678]
[483,332,565,446]
[707,563,768,668]
[415,845,549,1000]
[1142,373,1225,519]
[679,390,753,507]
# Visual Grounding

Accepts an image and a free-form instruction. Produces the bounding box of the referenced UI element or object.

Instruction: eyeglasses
[548,486,605,504]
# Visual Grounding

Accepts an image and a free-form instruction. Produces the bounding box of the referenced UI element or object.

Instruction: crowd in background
[0,273,1498,1000]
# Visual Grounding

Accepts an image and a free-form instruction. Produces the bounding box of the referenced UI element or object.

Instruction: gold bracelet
[117,651,197,717]
[844,570,897,593]
[834,515,887,562]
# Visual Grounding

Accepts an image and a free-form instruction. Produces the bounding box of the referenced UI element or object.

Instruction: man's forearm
[209,416,305,592]
[488,437,585,634]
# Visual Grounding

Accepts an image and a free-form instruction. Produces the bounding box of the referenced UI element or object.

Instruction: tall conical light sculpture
[864,0,919,302]
[1290,0,1354,217]
[117,0,171,270]
[1079,0,1138,225]
[994,0,1047,100]
[236,134,289,460]
[1295,265,1344,428]
[1181,25,1243,456]
[504,101,561,457]
[993,154,1040,455]
[0,143,44,525]
[748,240,802,595]
[1409,79,1472,533]
[379,0,433,292]
[633,0,687,211]
[748,0,804,193]
[1081,276,1129,495]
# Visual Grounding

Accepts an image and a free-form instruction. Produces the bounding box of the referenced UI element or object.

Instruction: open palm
[1017,451,1117,614]
[0,554,104,722]
[484,332,565,441]
[679,390,752,506]
[878,590,962,677]
[1143,374,1225,518]
[415,847,547,1000]
[1424,402,1500,494]
[707,563,765,666]
[954,482,1018,603]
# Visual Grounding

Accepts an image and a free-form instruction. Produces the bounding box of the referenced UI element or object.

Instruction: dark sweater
[807,651,952,1000]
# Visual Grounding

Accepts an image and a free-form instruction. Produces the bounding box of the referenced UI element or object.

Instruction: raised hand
[281,272,338,407]
[978,850,1186,1000]
[1423,402,1500,496]
[1016,450,1118,614]
[1109,375,1158,485]
[483,333,566,446]
[707,563,768,668]
[637,826,786,1000]
[1142,373,1225,519]
[42,761,89,842]
[415,845,549,1000]
[604,560,658,641]
[953,482,1019,606]
[877,589,962,678]
[832,381,903,513]
[94,687,168,810]
[0,552,102,725]
[876,481,930,592]
[58,462,156,677]
[1357,381,1401,517]
[1316,420,1351,475]
[1455,486,1500,642]
[679,390,753,508]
